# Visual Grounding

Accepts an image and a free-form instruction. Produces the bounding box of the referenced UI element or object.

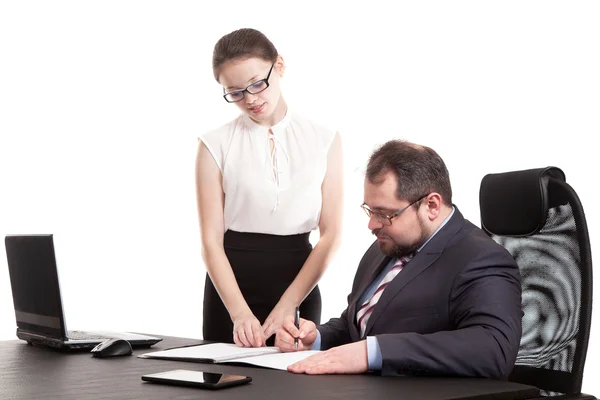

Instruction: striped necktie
[356,254,414,338]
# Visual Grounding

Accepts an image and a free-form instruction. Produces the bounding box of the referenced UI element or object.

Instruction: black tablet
[142,369,251,390]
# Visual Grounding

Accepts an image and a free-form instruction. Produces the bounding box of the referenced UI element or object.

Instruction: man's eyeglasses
[361,194,429,226]
[223,63,275,103]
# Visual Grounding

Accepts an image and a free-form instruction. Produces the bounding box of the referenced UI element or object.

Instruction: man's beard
[383,240,421,258]
[372,219,430,258]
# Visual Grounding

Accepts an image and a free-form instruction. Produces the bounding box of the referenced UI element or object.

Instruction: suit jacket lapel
[362,207,465,337]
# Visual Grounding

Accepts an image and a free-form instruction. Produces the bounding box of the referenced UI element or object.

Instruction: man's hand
[287,341,369,374]
[275,315,318,352]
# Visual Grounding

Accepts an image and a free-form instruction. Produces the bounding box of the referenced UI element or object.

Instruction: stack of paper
[139,343,320,371]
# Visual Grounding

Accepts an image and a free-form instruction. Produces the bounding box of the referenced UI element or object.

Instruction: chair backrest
[479,167,593,396]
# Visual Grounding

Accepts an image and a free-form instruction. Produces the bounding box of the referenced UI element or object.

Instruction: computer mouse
[90,338,133,358]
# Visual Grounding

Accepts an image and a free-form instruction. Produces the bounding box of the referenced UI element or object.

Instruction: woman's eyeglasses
[223,63,275,103]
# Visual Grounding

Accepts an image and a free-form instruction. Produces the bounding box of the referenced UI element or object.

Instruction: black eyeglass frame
[222,63,275,103]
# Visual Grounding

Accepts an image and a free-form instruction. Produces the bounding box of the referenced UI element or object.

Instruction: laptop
[4,234,162,350]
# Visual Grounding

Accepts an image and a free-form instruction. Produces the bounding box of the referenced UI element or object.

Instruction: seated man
[276,140,523,378]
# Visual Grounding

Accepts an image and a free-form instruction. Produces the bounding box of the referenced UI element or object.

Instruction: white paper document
[139,343,320,371]
[231,350,321,370]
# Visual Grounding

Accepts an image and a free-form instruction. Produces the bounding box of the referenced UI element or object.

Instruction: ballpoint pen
[294,306,300,350]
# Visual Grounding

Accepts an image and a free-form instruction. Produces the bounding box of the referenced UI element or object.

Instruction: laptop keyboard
[67,330,113,340]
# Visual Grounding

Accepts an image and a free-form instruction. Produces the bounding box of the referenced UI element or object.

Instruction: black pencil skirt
[202,230,322,346]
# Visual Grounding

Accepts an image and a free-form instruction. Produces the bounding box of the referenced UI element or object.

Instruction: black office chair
[479,167,595,399]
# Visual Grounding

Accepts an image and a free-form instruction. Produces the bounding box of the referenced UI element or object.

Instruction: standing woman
[196,28,343,347]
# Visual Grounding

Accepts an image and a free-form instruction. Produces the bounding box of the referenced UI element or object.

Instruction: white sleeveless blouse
[200,110,337,236]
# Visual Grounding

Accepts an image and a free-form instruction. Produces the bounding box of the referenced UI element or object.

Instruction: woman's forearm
[277,232,341,308]
[201,240,252,320]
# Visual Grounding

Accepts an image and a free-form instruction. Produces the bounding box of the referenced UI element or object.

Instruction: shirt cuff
[311,329,322,350]
[366,336,383,371]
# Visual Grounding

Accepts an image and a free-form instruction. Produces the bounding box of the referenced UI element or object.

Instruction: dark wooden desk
[0,335,540,400]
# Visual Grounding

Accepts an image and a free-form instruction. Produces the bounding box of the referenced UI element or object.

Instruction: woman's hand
[232,311,265,347]
[262,303,297,342]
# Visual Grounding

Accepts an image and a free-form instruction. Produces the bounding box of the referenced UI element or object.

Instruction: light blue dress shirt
[311,207,455,371]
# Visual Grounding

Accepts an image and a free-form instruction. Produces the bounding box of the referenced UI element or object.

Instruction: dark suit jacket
[318,207,522,378]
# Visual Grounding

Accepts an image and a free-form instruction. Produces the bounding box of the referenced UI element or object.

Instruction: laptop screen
[4,235,67,339]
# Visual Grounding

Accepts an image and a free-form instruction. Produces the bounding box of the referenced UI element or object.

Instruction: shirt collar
[416,206,456,253]
[242,107,292,134]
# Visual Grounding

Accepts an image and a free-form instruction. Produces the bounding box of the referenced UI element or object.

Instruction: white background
[1,0,598,394]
